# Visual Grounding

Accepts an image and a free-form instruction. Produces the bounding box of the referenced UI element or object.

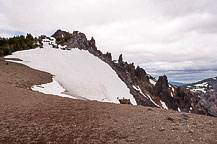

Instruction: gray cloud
[1,0,217,80]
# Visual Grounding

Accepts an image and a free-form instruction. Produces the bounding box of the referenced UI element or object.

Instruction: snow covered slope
[183,76,217,116]
[6,39,137,105]
[183,76,217,93]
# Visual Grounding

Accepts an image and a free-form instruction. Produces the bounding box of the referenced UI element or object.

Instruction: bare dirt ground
[0,57,217,144]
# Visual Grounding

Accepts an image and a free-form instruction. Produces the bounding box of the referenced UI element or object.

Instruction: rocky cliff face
[51,30,209,116]
[183,77,217,116]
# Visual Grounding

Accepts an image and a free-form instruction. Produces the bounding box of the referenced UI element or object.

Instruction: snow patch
[133,85,147,98]
[149,79,156,85]
[5,59,24,64]
[172,87,175,92]
[170,92,174,97]
[188,107,193,113]
[169,84,175,92]
[191,88,206,93]
[43,38,67,49]
[188,82,211,93]
[113,60,118,64]
[32,78,76,99]
[133,85,139,91]
[6,39,137,105]
[133,85,161,107]
[147,94,160,108]
[195,82,208,87]
[160,100,168,110]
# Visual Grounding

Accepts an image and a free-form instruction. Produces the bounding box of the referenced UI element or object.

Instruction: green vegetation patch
[0,34,42,56]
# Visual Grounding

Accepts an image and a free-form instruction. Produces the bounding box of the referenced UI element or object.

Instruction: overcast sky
[1,0,217,81]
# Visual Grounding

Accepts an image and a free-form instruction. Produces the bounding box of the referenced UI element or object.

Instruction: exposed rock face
[52,30,72,45]
[50,30,210,116]
[155,75,168,89]
[135,67,147,81]
[67,31,90,50]
[104,52,112,61]
[202,91,217,116]
[154,76,171,107]
[89,37,97,50]
[118,54,123,64]
[175,87,192,112]
[52,29,70,39]
[183,77,217,116]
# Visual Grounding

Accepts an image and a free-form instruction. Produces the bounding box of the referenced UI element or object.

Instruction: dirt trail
[0,58,217,144]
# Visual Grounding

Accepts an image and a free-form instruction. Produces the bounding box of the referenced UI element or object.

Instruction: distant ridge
[169,81,187,86]
[182,76,217,116]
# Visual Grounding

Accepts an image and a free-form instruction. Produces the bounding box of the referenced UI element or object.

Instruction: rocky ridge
[50,30,209,116]
[183,77,217,116]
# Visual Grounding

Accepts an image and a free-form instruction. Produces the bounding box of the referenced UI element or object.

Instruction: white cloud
[1,0,217,75]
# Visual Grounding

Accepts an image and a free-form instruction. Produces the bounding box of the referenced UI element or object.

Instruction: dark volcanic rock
[193,91,217,116]
[52,29,70,39]
[67,31,90,50]
[135,66,147,81]
[154,76,171,105]
[156,75,168,89]
[52,30,72,45]
[118,54,123,64]
[175,87,192,112]
[104,52,112,61]
[183,77,217,117]
[89,37,97,50]
[118,98,132,105]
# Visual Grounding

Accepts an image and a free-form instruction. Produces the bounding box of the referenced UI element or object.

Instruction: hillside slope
[183,77,217,116]
[0,58,217,144]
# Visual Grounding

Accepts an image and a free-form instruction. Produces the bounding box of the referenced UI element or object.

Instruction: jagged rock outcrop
[175,87,192,112]
[135,66,147,81]
[154,76,172,106]
[89,37,97,50]
[155,75,168,89]
[118,54,123,64]
[52,29,71,39]
[51,30,209,116]
[104,52,112,61]
[67,31,90,50]
[51,30,72,45]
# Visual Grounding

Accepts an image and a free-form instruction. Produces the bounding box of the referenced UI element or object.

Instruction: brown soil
[0,57,217,144]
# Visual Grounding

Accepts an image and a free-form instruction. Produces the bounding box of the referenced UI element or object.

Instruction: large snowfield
[6,40,137,105]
